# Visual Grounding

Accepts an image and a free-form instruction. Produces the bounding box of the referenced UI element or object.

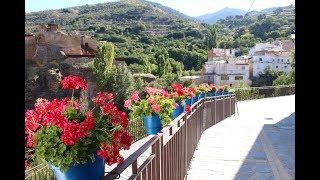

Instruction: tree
[93,42,116,92]
[273,74,290,85]
[155,49,171,77]
[134,77,146,92]
[113,63,135,110]
[205,25,218,50]
[252,66,284,86]
[169,58,183,78]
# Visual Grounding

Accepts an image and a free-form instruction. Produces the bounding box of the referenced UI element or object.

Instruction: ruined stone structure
[25,23,99,65]
[25,24,99,109]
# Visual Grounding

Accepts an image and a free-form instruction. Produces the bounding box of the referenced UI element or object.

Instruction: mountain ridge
[196,7,246,24]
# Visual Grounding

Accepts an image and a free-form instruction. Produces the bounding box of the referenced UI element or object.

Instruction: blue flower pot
[223,92,229,95]
[48,153,105,180]
[198,93,205,99]
[172,102,183,120]
[192,95,198,104]
[215,91,223,96]
[143,114,162,135]
[208,92,215,97]
[185,98,192,106]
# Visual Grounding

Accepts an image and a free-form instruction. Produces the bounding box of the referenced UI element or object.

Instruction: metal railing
[25,163,55,180]
[103,94,236,180]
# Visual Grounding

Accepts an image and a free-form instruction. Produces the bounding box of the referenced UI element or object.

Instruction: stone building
[25,23,99,65]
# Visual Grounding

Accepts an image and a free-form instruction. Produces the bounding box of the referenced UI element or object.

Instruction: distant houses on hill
[202,39,295,86]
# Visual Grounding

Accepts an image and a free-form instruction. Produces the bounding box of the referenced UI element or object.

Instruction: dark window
[276,66,279,68]
[221,75,229,80]
[259,58,262,62]
[235,76,243,80]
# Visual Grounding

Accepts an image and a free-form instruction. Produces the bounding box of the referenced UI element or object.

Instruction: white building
[203,49,251,86]
[249,40,294,77]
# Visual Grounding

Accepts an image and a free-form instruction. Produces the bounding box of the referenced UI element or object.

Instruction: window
[259,58,262,62]
[281,59,283,62]
[221,75,229,80]
[284,66,287,68]
[241,66,245,70]
[276,66,279,68]
[235,76,243,80]
[277,59,280,63]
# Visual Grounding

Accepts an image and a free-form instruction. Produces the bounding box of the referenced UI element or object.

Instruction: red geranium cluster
[25,75,132,167]
[92,92,132,164]
[61,75,87,90]
[97,130,132,165]
[170,83,185,100]
[25,97,92,147]
[92,92,130,128]
[183,87,196,99]
[144,87,170,98]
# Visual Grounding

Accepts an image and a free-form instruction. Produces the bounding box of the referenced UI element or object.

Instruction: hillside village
[25,23,294,88]
[201,37,295,86]
[24,1,295,108]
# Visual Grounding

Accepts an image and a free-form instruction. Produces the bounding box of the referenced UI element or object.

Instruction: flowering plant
[183,87,195,99]
[125,87,175,126]
[218,85,224,92]
[223,85,230,93]
[196,83,210,93]
[170,83,185,103]
[25,75,132,172]
[208,84,217,93]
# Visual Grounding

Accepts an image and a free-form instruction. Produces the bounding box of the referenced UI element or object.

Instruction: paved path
[186,95,295,180]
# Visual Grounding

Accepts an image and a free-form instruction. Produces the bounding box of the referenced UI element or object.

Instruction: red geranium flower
[185,105,191,113]
[61,75,87,90]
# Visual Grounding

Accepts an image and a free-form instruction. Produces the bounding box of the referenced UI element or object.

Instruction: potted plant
[170,83,186,120]
[197,84,209,99]
[183,87,195,106]
[208,84,216,97]
[192,86,200,104]
[125,87,175,135]
[25,75,132,180]
[216,85,224,96]
[223,85,230,95]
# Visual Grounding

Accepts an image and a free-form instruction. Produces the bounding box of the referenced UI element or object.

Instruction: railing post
[183,113,188,180]
[152,134,162,180]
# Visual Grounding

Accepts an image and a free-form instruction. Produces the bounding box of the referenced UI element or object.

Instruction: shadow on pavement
[234,113,295,180]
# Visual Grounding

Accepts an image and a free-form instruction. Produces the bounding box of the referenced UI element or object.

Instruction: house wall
[252,55,291,77]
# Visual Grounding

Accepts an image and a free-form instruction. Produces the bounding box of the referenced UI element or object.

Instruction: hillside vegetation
[25,0,295,78]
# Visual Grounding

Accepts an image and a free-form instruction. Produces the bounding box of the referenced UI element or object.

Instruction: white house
[249,41,294,77]
[203,54,251,86]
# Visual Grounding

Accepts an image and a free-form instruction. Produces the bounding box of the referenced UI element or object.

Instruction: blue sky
[25,0,295,17]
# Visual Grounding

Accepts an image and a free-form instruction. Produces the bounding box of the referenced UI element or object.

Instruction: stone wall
[25,36,36,60]
[25,59,98,110]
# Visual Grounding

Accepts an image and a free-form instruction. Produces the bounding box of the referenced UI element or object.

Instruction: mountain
[195,7,246,24]
[25,0,203,35]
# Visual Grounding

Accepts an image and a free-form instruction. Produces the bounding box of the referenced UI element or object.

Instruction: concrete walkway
[186,95,295,180]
